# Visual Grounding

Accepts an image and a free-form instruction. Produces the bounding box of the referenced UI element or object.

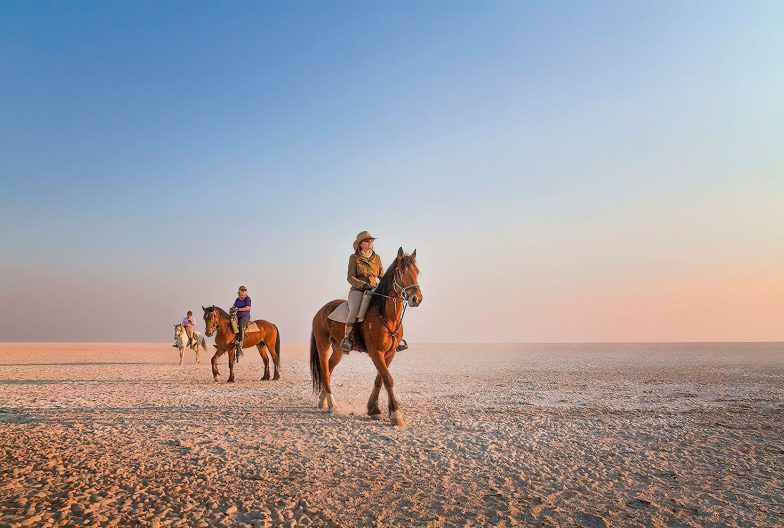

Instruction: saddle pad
[245,321,260,333]
[327,293,373,324]
[327,302,349,323]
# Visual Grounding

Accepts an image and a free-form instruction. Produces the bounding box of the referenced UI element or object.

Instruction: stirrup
[340,336,352,354]
[396,339,408,352]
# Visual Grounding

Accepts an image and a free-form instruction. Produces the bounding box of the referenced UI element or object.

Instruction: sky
[1,1,782,343]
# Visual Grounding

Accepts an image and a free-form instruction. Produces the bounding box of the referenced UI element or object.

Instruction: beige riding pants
[185,326,195,341]
[346,289,364,325]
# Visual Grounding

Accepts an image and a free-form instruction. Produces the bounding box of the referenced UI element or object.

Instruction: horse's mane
[206,305,230,319]
[369,254,417,316]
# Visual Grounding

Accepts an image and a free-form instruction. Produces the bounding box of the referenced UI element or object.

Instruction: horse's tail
[199,334,207,350]
[310,332,323,393]
[273,324,281,367]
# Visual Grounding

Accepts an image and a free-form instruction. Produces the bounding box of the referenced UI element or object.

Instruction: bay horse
[202,306,281,383]
[173,324,207,365]
[310,247,422,426]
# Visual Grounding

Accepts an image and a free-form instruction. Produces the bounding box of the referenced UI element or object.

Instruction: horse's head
[202,305,219,337]
[395,247,422,307]
[174,324,183,339]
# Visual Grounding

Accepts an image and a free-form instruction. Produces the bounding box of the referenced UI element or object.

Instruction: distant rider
[172,310,196,348]
[182,311,196,347]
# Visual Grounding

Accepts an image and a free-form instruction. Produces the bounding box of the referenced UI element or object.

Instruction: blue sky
[1,1,782,342]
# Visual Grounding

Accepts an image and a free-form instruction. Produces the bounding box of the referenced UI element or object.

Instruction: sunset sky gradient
[1,1,782,342]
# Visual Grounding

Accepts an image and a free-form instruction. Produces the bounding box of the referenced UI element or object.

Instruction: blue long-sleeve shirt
[233,296,251,319]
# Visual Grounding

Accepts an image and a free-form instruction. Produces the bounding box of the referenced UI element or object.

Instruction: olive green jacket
[347,252,384,291]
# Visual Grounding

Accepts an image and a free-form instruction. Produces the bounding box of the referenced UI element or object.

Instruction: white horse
[173,324,206,365]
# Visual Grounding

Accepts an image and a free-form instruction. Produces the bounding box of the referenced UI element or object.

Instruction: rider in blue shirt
[231,286,251,356]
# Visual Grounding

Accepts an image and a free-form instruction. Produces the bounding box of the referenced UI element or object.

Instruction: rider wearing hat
[341,231,384,353]
[231,286,251,356]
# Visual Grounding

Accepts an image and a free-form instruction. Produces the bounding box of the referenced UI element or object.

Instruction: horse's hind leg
[179,346,184,365]
[227,349,236,383]
[270,334,281,380]
[315,333,336,412]
[257,343,270,381]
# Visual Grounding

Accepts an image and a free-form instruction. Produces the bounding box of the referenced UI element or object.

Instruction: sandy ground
[0,342,782,528]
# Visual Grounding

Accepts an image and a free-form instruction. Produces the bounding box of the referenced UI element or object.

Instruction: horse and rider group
[174,231,423,426]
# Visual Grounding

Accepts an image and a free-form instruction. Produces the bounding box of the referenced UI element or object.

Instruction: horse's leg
[258,343,270,381]
[195,341,200,364]
[178,345,184,365]
[368,350,404,426]
[367,373,384,420]
[270,332,280,380]
[227,348,235,383]
[315,332,335,411]
[328,342,344,375]
[211,349,223,382]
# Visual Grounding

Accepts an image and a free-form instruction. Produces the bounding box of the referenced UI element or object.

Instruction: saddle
[230,315,260,333]
[327,289,374,324]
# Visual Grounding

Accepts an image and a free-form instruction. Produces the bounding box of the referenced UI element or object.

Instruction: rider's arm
[377,256,384,280]
[347,255,369,289]
[237,298,251,311]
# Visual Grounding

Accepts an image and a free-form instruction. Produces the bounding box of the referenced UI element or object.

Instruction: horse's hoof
[227,378,235,384]
[390,411,406,427]
[369,413,384,421]
[213,376,219,382]
[273,374,280,381]
[261,376,270,381]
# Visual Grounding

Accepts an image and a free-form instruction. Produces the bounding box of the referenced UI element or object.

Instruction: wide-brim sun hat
[353,231,377,251]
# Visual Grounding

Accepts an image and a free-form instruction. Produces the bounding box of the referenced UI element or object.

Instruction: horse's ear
[411,249,416,260]
[202,306,206,312]
[397,247,404,259]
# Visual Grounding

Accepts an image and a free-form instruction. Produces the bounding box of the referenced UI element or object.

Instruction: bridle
[393,268,420,302]
[204,309,218,337]
[373,267,420,339]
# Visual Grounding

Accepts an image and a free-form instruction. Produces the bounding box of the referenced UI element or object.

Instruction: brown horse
[310,247,422,426]
[202,306,281,383]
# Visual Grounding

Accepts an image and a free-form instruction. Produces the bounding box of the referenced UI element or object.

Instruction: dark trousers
[237,317,249,347]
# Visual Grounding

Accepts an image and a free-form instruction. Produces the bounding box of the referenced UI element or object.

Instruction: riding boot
[340,325,354,353]
[396,339,408,352]
[235,327,244,362]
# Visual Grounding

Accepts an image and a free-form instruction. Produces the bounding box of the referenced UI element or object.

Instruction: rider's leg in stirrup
[396,338,408,352]
[235,319,248,361]
[340,324,354,353]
